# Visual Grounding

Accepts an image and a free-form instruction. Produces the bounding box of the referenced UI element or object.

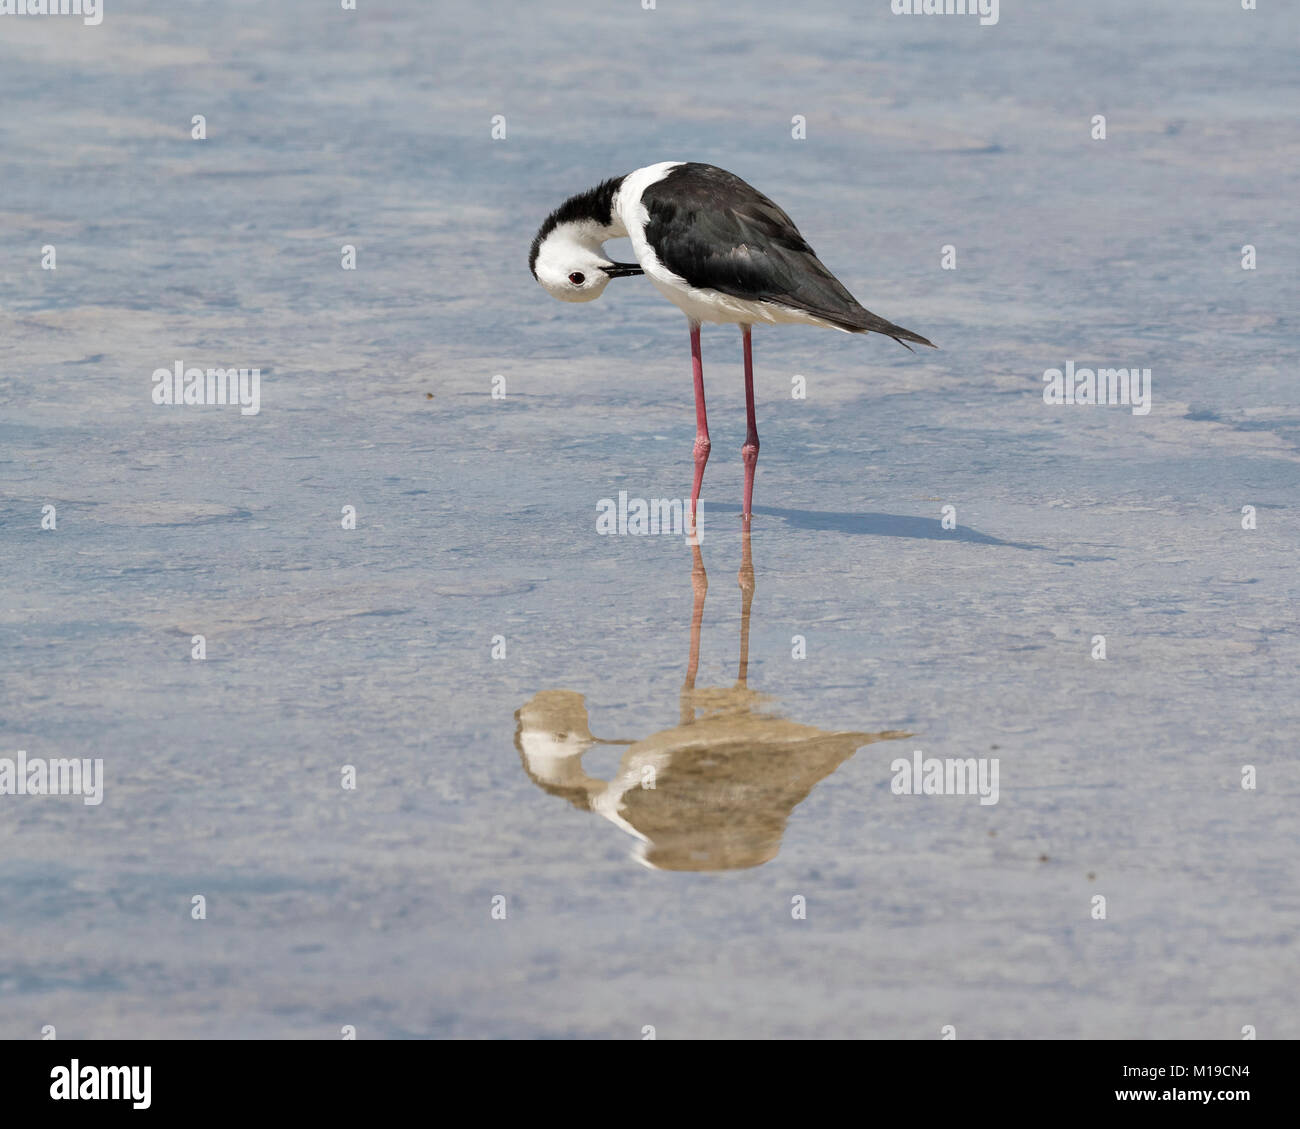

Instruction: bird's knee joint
[693,438,712,458]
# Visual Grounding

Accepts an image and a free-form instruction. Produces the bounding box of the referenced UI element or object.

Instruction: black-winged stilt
[529,162,935,525]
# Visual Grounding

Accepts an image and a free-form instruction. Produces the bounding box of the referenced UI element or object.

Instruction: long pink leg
[741,325,760,523]
[689,321,710,530]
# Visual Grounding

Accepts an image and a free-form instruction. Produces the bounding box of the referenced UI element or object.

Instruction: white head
[529,175,643,303]
[531,222,643,303]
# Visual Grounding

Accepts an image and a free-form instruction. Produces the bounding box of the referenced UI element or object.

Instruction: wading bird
[529,162,935,524]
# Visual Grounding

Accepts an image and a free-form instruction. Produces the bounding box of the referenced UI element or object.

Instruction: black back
[641,163,933,347]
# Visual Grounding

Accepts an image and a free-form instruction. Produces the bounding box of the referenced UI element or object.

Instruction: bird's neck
[567,216,626,248]
[540,219,625,273]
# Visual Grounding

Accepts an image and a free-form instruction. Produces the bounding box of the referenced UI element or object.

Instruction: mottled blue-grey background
[1,0,1297,1038]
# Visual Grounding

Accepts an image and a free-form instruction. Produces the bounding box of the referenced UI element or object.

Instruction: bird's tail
[850,308,937,352]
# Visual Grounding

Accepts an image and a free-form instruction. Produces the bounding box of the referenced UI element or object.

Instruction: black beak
[605,262,644,278]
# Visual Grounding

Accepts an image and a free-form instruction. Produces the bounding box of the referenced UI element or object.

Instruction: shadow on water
[707,502,1043,550]
[514,529,911,872]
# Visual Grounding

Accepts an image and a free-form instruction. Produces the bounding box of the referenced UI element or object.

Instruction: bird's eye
[568,272,585,285]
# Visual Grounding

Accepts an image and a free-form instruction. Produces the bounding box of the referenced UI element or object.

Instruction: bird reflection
[515,531,909,871]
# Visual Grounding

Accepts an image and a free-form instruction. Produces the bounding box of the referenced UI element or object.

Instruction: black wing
[641,163,934,349]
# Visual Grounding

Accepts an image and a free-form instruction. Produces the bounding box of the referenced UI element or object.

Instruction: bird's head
[530,175,643,303]
[529,219,643,303]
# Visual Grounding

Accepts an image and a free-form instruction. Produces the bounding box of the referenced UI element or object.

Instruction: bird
[529,161,935,525]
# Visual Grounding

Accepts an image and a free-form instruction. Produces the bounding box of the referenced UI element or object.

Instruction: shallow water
[1,0,1298,1038]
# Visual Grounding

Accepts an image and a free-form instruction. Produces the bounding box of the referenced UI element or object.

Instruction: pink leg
[741,325,760,523]
[689,321,710,530]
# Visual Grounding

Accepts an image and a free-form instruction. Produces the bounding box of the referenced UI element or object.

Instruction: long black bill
[605,262,644,278]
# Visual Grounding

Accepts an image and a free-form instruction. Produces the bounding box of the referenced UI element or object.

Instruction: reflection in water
[515,532,909,871]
